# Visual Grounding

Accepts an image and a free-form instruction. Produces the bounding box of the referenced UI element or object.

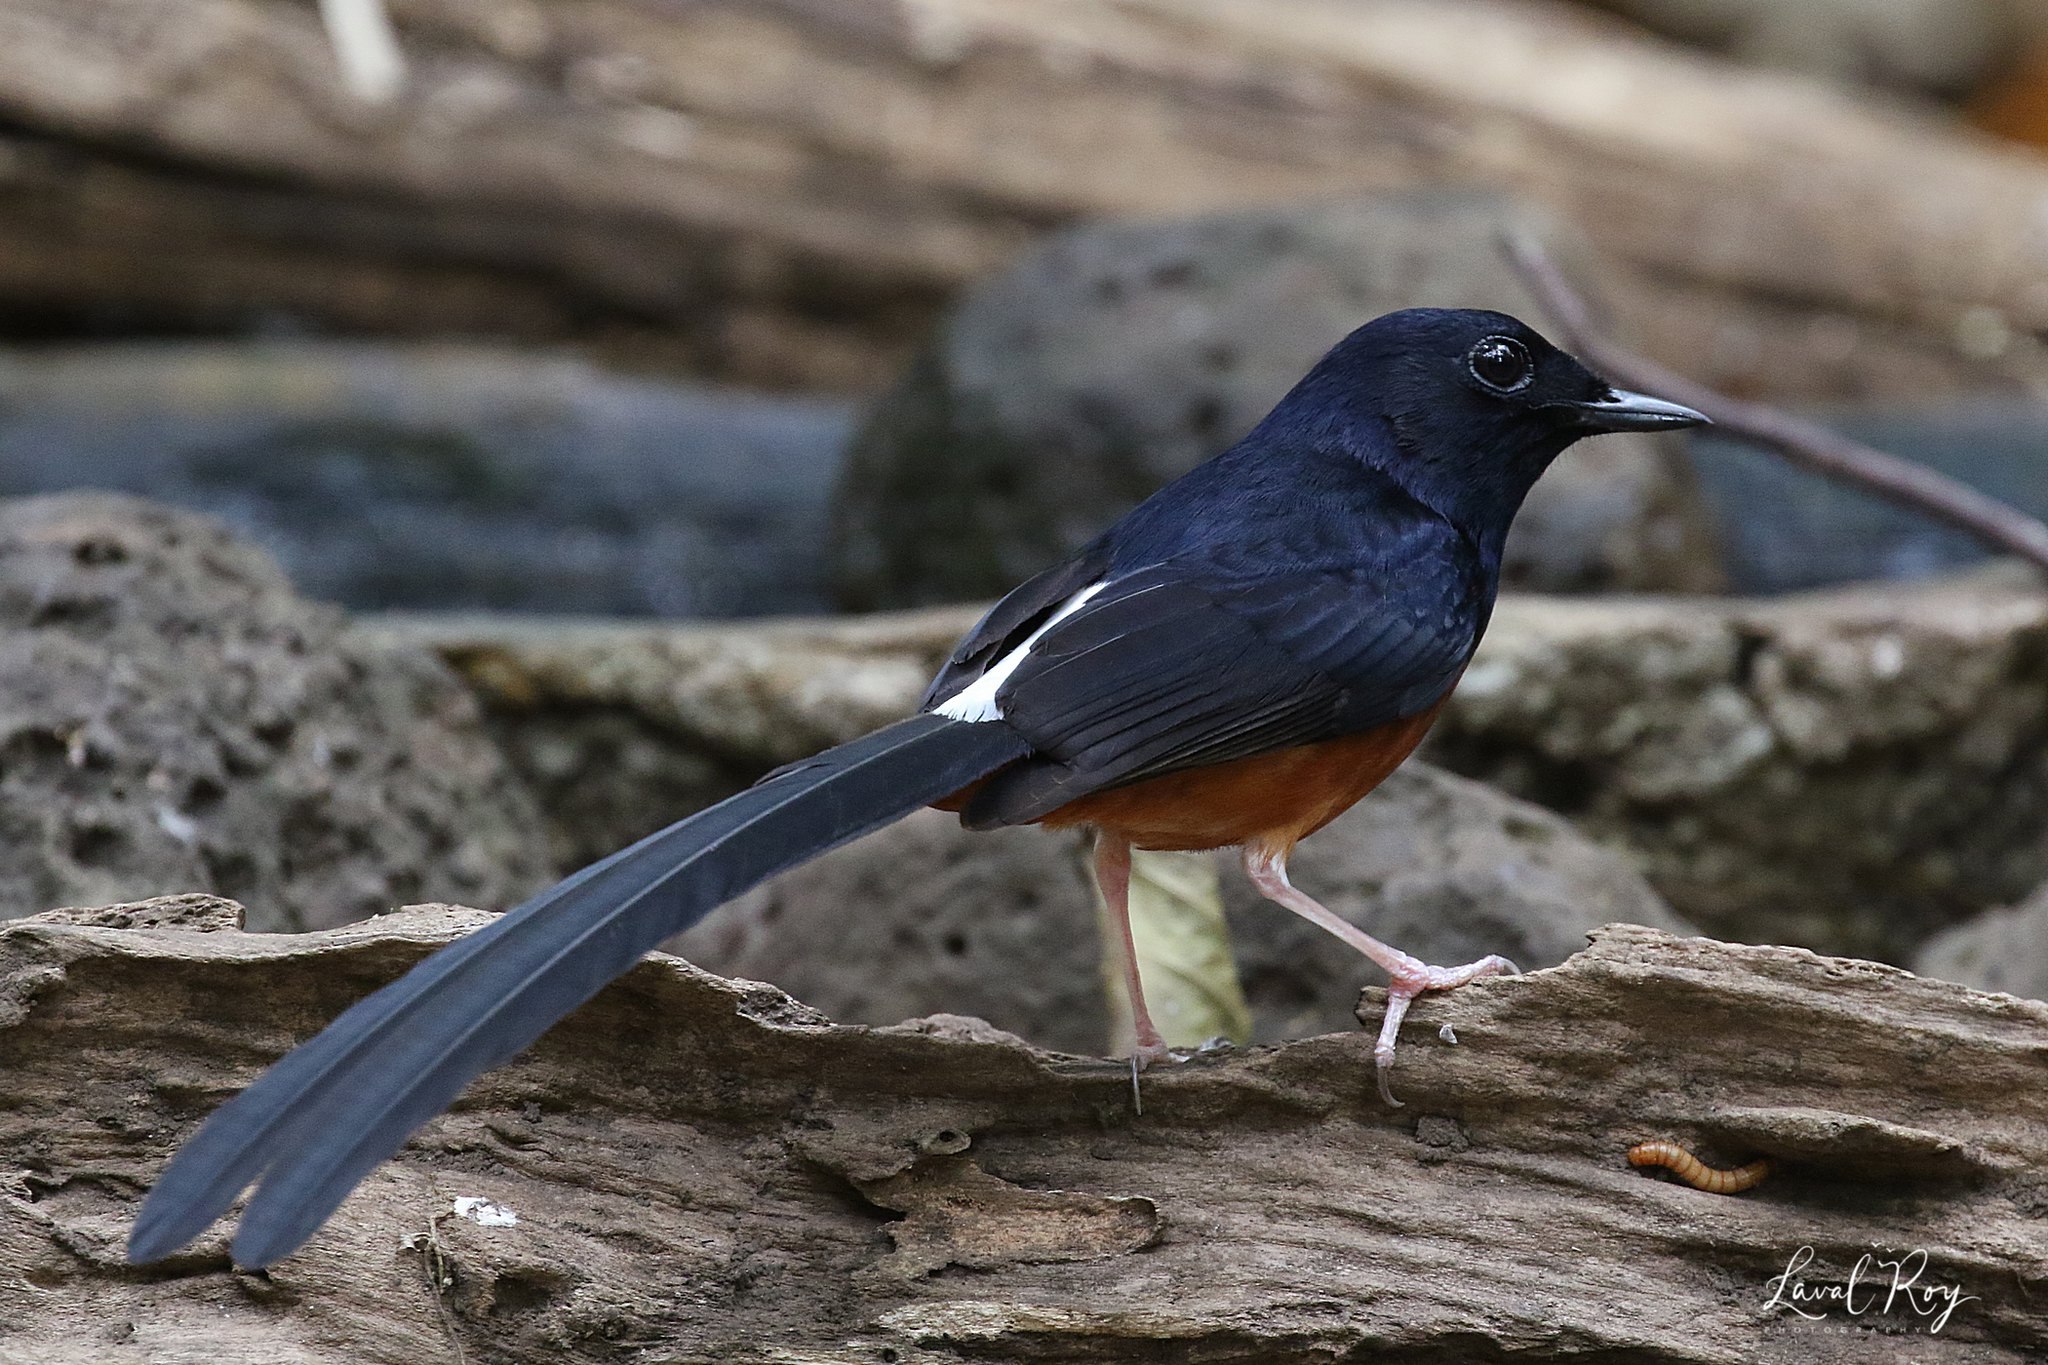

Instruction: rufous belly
[1034,698,1449,853]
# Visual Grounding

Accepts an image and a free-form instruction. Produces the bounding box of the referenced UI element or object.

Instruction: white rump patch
[935,582,1107,722]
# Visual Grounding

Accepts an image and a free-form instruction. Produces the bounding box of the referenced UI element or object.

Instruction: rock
[1690,398,2048,593]
[1223,765,1694,1041]
[370,606,979,868]
[672,810,1105,1054]
[1431,564,2048,961]
[831,194,1725,610]
[1915,879,2048,1001]
[0,493,549,930]
[0,343,853,616]
[669,764,1688,1054]
[395,564,2048,965]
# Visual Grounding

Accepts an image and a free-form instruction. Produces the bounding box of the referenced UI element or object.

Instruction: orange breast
[1033,697,1450,853]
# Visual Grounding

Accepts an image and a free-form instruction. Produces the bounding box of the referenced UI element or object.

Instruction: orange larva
[1627,1141,1770,1194]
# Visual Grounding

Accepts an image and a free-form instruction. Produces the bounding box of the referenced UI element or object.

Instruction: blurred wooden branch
[9,0,2048,392]
[1505,231,2048,577]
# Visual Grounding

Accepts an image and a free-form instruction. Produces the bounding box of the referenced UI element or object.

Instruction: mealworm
[1627,1141,1770,1194]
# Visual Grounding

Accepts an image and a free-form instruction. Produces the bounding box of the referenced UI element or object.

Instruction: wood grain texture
[2,896,2045,1360]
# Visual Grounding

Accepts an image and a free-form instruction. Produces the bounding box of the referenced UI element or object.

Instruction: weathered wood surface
[2,895,2043,1361]
[1,0,2045,394]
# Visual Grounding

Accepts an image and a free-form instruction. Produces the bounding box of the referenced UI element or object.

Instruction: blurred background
[3,0,2048,1047]
[7,0,2048,614]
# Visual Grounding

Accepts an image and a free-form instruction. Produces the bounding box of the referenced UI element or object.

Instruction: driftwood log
[1,0,2045,396]
[2,895,2044,1360]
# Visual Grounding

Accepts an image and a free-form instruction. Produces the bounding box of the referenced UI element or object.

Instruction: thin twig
[1501,231,2048,576]
[404,1175,468,1365]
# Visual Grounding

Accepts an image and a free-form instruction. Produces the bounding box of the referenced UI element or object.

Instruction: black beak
[1567,388,1710,434]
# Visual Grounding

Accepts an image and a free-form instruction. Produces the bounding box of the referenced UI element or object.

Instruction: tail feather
[128,713,1030,1268]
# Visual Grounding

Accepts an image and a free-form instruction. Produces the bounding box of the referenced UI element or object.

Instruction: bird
[127,307,1706,1269]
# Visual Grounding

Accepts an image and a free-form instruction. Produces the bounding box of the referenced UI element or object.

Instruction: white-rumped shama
[128,308,1706,1268]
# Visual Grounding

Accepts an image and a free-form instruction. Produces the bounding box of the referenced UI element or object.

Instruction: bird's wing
[953,546,1481,828]
[921,539,1114,710]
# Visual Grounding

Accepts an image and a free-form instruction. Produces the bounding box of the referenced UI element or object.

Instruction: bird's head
[1251,307,1707,552]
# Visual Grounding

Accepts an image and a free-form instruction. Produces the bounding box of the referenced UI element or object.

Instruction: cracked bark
[1,895,2044,1362]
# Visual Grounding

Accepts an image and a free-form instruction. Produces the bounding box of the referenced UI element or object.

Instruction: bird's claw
[1375,1057,1404,1109]
[1127,1036,1173,1115]
[1372,952,1519,1106]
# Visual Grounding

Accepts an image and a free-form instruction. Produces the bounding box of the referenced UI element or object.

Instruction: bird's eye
[1467,336,1534,394]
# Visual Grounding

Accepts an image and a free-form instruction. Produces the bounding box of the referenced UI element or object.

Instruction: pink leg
[1094,831,1171,1101]
[1242,841,1516,1106]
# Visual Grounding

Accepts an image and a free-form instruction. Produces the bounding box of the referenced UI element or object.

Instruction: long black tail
[128,713,1031,1269]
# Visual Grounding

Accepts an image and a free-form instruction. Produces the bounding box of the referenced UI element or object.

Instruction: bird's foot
[1127,1034,1174,1114]
[1372,952,1518,1107]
